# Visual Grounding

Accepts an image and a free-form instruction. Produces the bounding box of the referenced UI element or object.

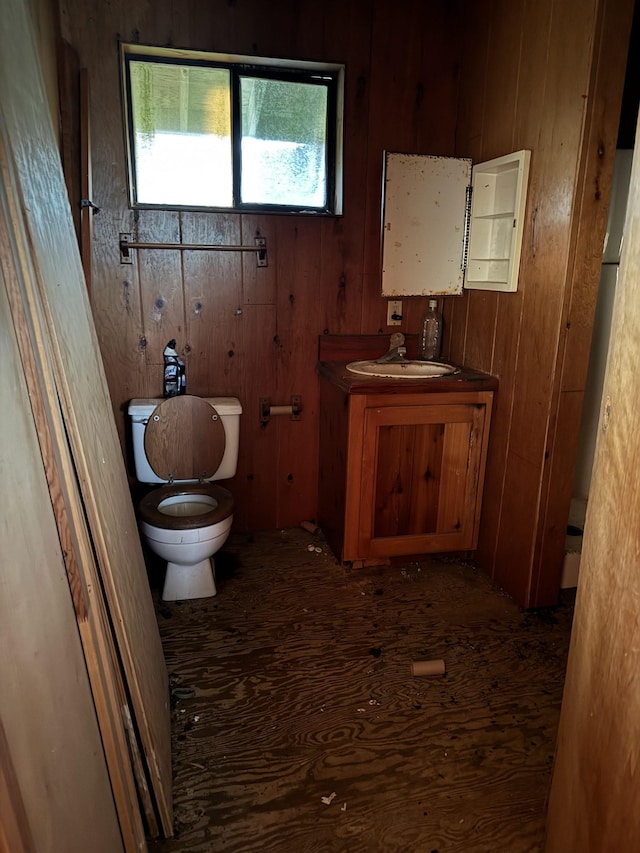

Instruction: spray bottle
[178,354,186,395]
[163,339,181,397]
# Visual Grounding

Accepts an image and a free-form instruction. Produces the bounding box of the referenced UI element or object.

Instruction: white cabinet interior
[381,150,530,296]
[465,151,531,292]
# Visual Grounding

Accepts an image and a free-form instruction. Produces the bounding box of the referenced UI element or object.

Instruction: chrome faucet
[376,332,407,363]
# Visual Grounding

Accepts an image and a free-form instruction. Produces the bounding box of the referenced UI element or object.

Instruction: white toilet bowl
[138,484,233,601]
[129,395,242,601]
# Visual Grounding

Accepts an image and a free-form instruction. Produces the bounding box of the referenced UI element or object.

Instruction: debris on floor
[171,686,196,701]
[411,659,446,676]
[152,527,575,852]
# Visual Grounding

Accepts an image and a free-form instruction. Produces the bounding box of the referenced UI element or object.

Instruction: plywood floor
[148,529,574,853]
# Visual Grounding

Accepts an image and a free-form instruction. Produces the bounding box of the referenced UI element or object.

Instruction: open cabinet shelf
[380,149,530,296]
[465,150,530,292]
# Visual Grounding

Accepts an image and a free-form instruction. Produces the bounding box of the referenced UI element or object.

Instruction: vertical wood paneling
[58,0,631,581]
[408,424,444,534]
[92,230,148,447]
[319,1,371,335]
[2,0,172,838]
[461,0,524,375]
[57,39,81,242]
[59,0,459,531]
[449,0,632,604]
[504,0,595,469]
[533,389,584,603]
[546,114,640,853]
[474,0,551,574]
[532,0,633,603]
[453,0,488,163]
[137,211,184,368]
[66,0,154,434]
[320,215,365,335]
[436,420,472,533]
[274,217,321,524]
[181,213,243,396]
[240,214,277,306]
[373,424,414,537]
[362,0,458,334]
[317,379,350,558]
[463,290,497,372]
[444,0,489,364]
[494,0,626,602]
[0,245,124,853]
[3,52,174,845]
[0,154,149,846]
[234,303,278,531]
[236,214,278,530]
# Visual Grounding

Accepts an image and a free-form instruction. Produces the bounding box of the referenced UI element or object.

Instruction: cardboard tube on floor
[300,520,320,535]
[411,659,446,676]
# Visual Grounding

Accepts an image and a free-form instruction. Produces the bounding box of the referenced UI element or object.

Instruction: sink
[346,359,459,379]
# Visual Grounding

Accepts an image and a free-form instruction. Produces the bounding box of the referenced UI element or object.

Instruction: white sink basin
[346,360,459,379]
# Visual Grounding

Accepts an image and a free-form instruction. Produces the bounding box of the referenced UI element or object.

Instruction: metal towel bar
[119,233,268,267]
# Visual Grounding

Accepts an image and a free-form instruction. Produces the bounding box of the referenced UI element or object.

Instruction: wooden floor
[147,529,575,853]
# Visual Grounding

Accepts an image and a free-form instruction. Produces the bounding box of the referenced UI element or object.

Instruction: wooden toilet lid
[144,395,226,481]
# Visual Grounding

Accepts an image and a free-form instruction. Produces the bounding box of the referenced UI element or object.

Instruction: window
[121,44,344,215]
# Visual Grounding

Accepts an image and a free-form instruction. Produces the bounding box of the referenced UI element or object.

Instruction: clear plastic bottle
[418,299,443,361]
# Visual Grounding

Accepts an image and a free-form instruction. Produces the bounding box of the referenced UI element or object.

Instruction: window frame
[120,42,345,216]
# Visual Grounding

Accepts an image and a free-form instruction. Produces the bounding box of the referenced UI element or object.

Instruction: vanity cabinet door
[352,395,492,561]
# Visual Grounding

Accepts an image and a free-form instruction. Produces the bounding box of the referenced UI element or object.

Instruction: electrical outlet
[387,300,402,326]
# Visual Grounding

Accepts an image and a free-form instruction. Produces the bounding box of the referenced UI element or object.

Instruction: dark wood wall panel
[57,0,632,606]
[58,0,459,532]
[362,0,459,333]
[273,218,322,526]
[181,215,244,398]
[545,109,640,853]
[450,0,633,606]
[234,303,277,531]
[137,212,185,369]
[531,0,634,605]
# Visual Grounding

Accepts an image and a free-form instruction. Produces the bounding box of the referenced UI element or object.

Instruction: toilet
[128,394,242,601]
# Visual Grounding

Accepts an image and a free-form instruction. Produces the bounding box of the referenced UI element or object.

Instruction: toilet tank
[128,397,242,484]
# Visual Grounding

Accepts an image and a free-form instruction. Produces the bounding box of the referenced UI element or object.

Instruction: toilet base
[162,557,217,601]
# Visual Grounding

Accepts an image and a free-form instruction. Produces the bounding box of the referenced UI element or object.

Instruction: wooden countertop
[317,360,499,395]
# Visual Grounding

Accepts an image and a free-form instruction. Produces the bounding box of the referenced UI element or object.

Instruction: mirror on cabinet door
[381,150,530,296]
[381,152,471,297]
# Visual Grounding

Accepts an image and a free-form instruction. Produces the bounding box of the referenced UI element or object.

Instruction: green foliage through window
[122,45,343,214]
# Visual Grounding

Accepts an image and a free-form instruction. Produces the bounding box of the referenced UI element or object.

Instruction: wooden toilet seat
[138,483,234,530]
[144,395,226,481]
[140,396,232,531]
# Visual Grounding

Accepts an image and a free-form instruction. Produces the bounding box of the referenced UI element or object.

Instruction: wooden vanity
[317,336,498,566]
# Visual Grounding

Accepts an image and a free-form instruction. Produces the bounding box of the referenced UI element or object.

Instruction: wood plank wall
[57,0,632,607]
[444,0,633,605]
[545,107,640,853]
[0,105,123,853]
[57,0,460,532]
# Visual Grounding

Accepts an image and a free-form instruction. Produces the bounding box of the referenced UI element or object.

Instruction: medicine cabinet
[381,149,530,296]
